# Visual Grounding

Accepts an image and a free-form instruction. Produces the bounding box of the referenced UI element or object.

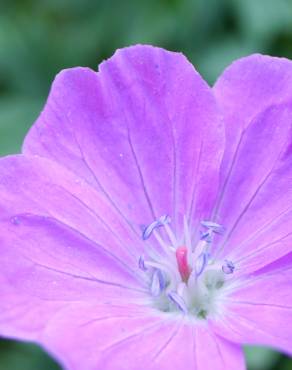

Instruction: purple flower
[0,45,291,370]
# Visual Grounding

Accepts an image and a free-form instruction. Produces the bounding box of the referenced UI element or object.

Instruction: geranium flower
[0,45,291,370]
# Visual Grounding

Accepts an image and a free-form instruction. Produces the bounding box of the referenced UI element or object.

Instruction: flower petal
[41,302,244,370]
[214,54,292,186]
[212,103,292,273]
[0,213,145,341]
[0,155,144,264]
[213,55,292,272]
[23,45,224,232]
[211,254,292,355]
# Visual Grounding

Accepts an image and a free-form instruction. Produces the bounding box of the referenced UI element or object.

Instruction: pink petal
[41,302,244,370]
[23,45,224,232]
[211,254,292,355]
[212,103,292,274]
[214,54,292,187]
[0,155,143,264]
[0,214,145,341]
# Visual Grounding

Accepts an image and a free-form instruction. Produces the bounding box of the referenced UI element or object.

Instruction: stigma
[139,216,234,318]
[176,246,191,282]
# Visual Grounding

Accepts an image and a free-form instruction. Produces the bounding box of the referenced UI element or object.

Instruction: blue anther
[200,220,224,243]
[151,269,166,296]
[168,291,188,314]
[138,255,148,271]
[195,252,210,277]
[222,260,235,274]
[201,220,225,234]
[142,215,171,240]
[200,230,213,243]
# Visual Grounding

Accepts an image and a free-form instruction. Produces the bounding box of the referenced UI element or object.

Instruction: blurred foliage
[0,0,292,369]
[0,341,60,370]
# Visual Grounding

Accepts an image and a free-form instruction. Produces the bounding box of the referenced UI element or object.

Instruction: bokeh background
[0,0,292,369]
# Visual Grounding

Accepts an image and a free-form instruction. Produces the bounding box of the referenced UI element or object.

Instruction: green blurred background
[0,0,292,369]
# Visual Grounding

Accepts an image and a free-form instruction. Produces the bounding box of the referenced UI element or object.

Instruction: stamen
[153,231,176,254]
[200,221,224,244]
[168,291,188,314]
[151,269,166,296]
[176,246,191,282]
[222,260,235,274]
[143,260,179,284]
[201,220,224,234]
[183,216,192,250]
[142,215,171,240]
[200,230,214,243]
[192,238,209,265]
[138,255,147,271]
[163,222,178,247]
[140,216,229,317]
[195,252,209,277]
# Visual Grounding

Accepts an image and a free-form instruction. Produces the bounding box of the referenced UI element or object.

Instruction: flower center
[139,216,235,319]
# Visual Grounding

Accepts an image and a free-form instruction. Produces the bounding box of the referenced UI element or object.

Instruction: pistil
[175,246,191,282]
